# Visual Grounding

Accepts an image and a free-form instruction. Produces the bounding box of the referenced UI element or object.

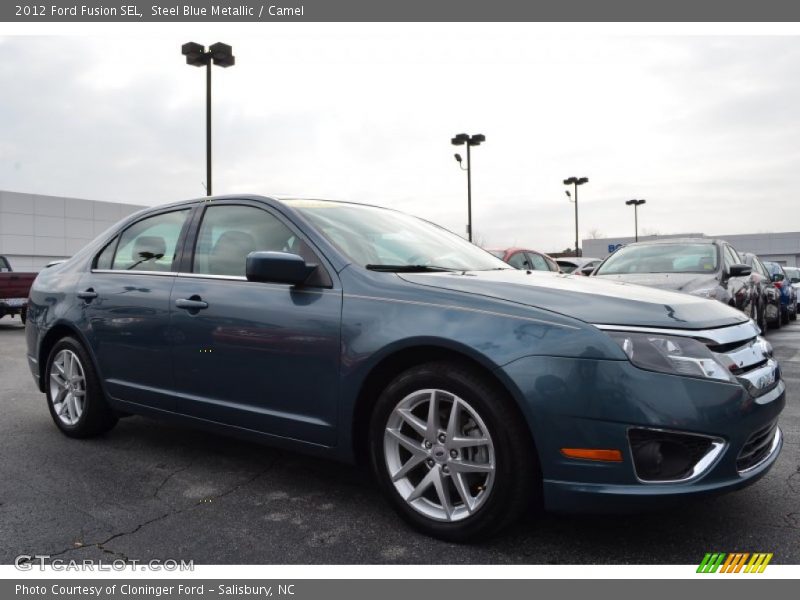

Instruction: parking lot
[0,318,797,565]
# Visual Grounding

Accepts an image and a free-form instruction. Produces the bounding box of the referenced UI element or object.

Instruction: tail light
[774,281,783,289]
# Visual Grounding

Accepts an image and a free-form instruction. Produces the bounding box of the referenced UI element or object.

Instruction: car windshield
[784,267,800,282]
[285,200,511,271]
[595,243,719,275]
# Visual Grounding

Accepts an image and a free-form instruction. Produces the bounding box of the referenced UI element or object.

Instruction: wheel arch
[350,342,538,467]
[37,322,96,392]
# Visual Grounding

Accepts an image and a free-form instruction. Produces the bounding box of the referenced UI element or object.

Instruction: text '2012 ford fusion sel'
[25,196,785,541]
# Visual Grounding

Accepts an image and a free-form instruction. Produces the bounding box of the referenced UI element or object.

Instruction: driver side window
[193,205,325,280]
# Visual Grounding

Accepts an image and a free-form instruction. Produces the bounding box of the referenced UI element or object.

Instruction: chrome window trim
[178,272,247,281]
[593,321,758,346]
[626,426,727,485]
[738,427,782,476]
[175,272,335,295]
[91,269,177,277]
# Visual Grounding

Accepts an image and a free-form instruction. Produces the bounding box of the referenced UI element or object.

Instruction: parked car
[486,248,559,272]
[556,256,602,276]
[781,266,800,311]
[0,256,36,324]
[26,196,784,541]
[740,253,781,332]
[591,238,755,318]
[762,262,798,324]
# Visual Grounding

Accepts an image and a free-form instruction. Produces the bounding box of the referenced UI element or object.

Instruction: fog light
[629,429,718,482]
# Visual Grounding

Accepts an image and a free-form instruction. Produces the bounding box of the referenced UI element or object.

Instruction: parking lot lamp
[625,199,647,242]
[563,177,589,256]
[181,42,235,197]
[451,133,486,242]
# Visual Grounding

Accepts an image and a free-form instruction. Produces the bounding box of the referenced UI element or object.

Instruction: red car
[0,256,36,324]
[486,247,560,272]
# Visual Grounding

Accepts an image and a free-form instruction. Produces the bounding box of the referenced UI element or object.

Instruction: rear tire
[781,305,790,325]
[369,361,540,542]
[44,337,118,438]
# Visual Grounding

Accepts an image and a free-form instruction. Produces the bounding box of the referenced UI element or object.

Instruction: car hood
[592,272,717,292]
[398,270,748,329]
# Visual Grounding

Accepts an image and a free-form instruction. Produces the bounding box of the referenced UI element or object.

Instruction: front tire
[769,300,782,330]
[369,361,539,542]
[44,337,117,438]
[758,301,768,334]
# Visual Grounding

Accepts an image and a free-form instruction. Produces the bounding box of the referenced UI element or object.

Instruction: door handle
[175,297,209,310]
[77,288,98,301]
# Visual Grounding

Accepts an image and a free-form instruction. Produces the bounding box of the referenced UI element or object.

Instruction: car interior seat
[131,235,168,270]
[209,230,257,276]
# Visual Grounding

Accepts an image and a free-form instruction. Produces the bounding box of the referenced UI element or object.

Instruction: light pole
[625,199,646,242]
[563,176,588,256]
[181,42,236,197]
[451,133,486,242]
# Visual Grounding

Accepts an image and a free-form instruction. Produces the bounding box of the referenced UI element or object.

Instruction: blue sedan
[763,261,798,325]
[25,196,785,541]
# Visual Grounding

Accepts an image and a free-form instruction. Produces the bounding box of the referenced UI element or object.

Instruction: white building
[583,232,800,266]
[0,190,145,271]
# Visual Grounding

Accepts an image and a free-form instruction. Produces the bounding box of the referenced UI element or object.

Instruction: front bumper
[543,426,782,512]
[500,355,786,513]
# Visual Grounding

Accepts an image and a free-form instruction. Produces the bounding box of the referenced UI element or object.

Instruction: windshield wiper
[365,264,459,272]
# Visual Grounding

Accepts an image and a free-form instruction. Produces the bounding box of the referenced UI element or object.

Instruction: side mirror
[245,251,317,285]
[728,264,751,278]
[771,273,785,283]
[580,265,595,276]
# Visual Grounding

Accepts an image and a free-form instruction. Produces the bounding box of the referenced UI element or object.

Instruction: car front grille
[705,334,780,397]
[737,421,779,473]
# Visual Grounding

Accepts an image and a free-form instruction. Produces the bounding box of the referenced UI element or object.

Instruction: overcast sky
[1,28,800,252]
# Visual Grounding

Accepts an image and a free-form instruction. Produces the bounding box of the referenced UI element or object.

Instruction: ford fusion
[25,196,785,541]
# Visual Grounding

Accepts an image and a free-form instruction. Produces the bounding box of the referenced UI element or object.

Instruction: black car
[592,238,755,318]
[741,252,781,332]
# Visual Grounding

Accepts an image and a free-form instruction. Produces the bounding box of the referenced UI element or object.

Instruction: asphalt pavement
[1,317,798,564]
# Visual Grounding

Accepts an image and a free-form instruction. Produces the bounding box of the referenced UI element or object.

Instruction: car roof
[147,194,399,212]
[623,237,722,246]
[486,247,543,254]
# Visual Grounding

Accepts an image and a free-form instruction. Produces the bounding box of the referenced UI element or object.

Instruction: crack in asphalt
[152,460,197,500]
[788,471,800,494]
[38,457,279,562]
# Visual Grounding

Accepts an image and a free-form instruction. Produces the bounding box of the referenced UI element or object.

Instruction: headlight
[607,331,736,383]
[689,287,718,300]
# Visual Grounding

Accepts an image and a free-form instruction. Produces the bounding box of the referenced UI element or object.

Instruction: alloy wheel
[49,349,86,426]
[383,389,495,522]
